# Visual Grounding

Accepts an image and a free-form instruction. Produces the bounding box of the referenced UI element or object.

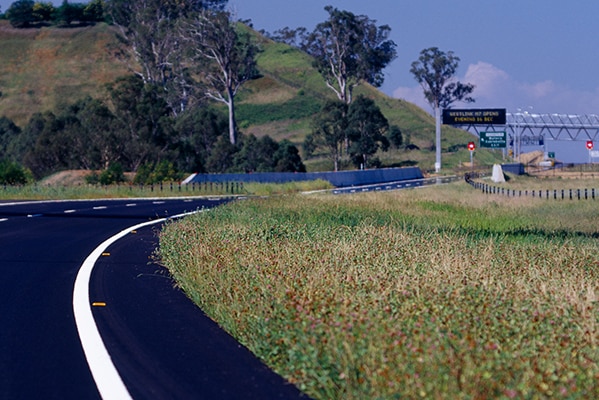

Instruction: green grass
[236,95,323,125]
[159,181,599,399]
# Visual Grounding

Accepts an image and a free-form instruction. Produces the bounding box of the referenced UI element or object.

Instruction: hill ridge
[0,20,497,171]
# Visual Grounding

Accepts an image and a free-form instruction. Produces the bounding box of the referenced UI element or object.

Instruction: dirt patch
[39,170,92,186]
[520,150,545,165]
[39,170,137,186]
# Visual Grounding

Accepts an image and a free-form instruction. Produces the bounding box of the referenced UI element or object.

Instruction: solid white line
[73,210,202,399]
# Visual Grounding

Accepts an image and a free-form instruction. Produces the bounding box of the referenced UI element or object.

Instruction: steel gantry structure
[458,112,599,160]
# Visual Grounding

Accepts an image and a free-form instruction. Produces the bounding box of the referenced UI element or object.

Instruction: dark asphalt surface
[0,198,308,399]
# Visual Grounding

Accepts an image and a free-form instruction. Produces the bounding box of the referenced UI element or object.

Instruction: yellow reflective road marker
[92,302,106,307]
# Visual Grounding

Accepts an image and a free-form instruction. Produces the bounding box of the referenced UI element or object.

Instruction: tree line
[0,75,305,184]
[1,0,107,27]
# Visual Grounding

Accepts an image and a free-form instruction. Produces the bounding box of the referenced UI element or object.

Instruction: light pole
[435,105,441,172]
[516,106,533,162]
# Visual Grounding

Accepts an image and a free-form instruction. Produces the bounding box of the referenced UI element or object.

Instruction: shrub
[133,161,181,184]
[0,159,31,184]
[86,163,126,185]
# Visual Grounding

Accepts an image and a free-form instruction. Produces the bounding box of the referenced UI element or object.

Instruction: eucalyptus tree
[302,6,397,104]
[0,117,22,162]
[305,100,348,172]
[410,47,475,171]
[107,0,227,115]
[6,0,36,27]
[346,95,390,168]
[183,10,259,145]
[107,75,174,171]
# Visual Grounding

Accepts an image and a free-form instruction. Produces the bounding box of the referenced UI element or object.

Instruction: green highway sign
[480,131,507,148]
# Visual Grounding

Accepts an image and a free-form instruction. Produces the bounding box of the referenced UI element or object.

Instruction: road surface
[0,198,307,399]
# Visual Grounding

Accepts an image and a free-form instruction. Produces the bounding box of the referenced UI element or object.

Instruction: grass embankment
[159,181,599,399]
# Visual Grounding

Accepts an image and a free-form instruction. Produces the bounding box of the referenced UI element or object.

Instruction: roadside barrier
[464,173,597,200]
[1,181,245,195]
[136,181,244,194]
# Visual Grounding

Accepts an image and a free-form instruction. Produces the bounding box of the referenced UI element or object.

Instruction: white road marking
[93,206,107,210]
[125,204,137,207]
[0,218,7,222]
[73,209,204,399]
[64,210,76,214]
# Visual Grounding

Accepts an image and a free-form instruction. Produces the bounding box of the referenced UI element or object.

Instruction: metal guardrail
[332,176,461,195]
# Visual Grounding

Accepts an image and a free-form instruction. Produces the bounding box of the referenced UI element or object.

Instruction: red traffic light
[587,141,594,150]
[467,142,476,151]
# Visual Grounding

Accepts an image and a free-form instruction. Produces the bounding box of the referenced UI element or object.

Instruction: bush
[86,163,126,185]
[0,160,32,185]
[133,161,182,184]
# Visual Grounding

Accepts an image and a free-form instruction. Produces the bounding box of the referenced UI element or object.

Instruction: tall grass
[159,182,599,399]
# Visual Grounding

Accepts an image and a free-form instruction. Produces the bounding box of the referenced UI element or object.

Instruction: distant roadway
[0,198,307,399]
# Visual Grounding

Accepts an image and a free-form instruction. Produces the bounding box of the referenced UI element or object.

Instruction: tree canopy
[410,47,475,110]
[305,96,394,171]
[5,0,107,27]
[183,10,260,145]
[302,6,397,104]
[346,95,390,168]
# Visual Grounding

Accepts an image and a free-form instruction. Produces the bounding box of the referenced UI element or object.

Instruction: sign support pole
[435,106,441,173]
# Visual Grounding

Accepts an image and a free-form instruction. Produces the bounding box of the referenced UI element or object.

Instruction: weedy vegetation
[159,180,599,399]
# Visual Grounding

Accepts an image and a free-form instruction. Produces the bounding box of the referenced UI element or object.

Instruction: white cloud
[393,61,599,116]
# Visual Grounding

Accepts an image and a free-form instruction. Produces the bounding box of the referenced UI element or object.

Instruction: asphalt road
[0,198,307,399]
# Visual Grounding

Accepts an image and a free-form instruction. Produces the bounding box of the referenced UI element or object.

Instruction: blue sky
[2,0,598,116]
[228,0,599,117]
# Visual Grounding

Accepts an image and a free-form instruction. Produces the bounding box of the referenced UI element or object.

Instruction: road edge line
[73,211,199,399]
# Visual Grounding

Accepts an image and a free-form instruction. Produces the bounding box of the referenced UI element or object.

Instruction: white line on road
[73,210,203,399]
[93,206,107,210]
[64,210,76,214]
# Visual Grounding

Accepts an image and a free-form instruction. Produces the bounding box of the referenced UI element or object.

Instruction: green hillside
[0,20,502,172]
[0,21,127,126]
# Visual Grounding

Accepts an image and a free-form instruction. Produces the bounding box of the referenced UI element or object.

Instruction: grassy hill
[0,19,503,173]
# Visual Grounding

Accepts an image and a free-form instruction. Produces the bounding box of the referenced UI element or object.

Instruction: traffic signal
[467,142,476,151]
[587,140,594,150]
